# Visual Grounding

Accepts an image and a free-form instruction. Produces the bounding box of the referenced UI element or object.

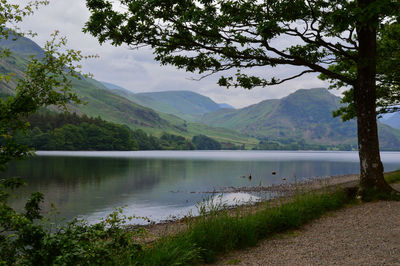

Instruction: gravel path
[214,184,400,266]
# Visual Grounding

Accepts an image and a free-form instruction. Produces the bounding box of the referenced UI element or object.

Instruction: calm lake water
[5,150,400,224]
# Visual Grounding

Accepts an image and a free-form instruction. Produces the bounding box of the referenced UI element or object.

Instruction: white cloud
[9,0,334,109]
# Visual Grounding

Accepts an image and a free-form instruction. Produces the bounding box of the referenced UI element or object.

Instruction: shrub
[0,180,143,265]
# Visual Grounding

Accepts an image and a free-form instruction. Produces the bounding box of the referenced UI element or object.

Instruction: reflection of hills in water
[5,152,400,223]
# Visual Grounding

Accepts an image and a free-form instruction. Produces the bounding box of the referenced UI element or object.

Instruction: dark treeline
[254,138,357,151]
[15,112,229,151]
[192,134,221,150]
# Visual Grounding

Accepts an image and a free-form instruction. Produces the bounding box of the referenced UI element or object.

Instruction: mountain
[380,112,400,129]
[0,41,171,132]
[137,90,221,115]
[101,81,132,94]
[132,90,223,121]
[103,83,233,121]
[202,88,400,150]
[0,31,44,59]
[218,103,235,109]
[0,34,257,147]
[101,86,182,117]
[3,34,399,150]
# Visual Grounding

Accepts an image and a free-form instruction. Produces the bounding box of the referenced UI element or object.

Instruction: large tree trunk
[355,0,393,196]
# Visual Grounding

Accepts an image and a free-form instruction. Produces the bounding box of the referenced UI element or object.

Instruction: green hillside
[102,81,236,119]
[0,52,172,132]
[202,88,400,150]
[17,112,240,151]
[201,99,280,130]
[100,81,130,92]
[0,52,27,95]
[0,35,257,148]
[106,88,182,118]
[102,82,233,121]
[137,90,221,114]
[0,32,44,58]
[4,34,398,150]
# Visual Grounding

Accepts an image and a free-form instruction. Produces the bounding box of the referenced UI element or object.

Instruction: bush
[0,179,143,265]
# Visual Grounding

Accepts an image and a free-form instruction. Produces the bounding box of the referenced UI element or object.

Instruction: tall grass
[135,189,355,265]
[385,170,400,184]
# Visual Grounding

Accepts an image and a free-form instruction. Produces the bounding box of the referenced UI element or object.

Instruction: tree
[0,3,149,264]
[85,0,400,198]
[192,134,221,150]
[0,1,90,170]
[0,30,86,164]
[0,1,90,261]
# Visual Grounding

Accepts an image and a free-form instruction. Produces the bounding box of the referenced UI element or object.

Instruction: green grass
[358,170,400,202]
[134,189,355,265]
[385,170,400,184]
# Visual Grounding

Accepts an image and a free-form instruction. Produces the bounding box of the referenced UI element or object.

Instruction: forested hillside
[16,112,235,151]
[0,34,257,148]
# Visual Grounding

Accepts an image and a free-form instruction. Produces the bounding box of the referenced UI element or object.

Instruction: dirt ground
[213,183,400,265]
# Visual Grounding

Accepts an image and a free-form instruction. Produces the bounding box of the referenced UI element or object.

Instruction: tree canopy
[0,1,95,262]
[1,1,90,172]
[85,0,400,197]
[84,1,397,100]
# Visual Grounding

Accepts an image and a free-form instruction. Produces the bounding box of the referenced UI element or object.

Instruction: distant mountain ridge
[100,81,132,94]
[201,88,400,150]
[380,112,400,129]
[0,31,44,58]
[0,34,257,148]
[218,103,235,109]
[101,81,234,121]
[0,36,172,131]
[137,90,221,114]
[2,34,400,150]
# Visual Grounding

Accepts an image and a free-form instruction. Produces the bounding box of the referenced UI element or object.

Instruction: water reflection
[4,151,400,224]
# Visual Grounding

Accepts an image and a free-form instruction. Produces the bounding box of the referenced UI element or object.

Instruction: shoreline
[198,173,359,194]
[130,173,361,241]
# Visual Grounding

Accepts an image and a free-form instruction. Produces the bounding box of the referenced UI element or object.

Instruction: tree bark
[355,0,393,195]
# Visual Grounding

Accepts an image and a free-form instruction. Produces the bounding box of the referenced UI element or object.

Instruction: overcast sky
[10,0,334,108]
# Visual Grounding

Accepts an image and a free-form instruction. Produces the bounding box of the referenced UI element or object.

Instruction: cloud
[9,0,336,109]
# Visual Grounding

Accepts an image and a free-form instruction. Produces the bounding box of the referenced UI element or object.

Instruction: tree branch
[266,70,317,85]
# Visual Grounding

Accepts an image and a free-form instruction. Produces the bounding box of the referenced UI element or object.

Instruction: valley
[1,34,400,151]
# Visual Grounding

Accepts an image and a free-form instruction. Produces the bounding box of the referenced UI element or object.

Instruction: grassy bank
[385,170,400,184]
[134,169,400,265]
[134,188,355,265]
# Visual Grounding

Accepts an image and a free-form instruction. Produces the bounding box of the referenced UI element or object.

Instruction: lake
[4,150,400,224]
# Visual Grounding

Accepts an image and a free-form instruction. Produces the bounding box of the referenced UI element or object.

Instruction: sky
[10,0,334,108]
